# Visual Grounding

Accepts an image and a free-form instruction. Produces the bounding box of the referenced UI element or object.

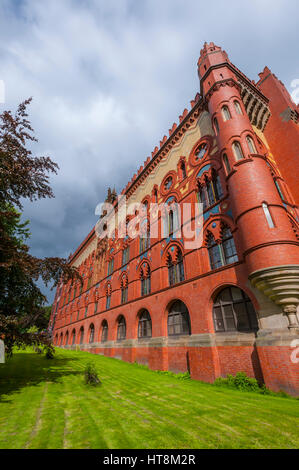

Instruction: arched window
[71,329,76,345]
[213,286,258,332]
[79,327,84,345]
[120,275,128,304]
[168,300,191,336]
[117,316,126,341]
[60,334,63,346]
[198,170,223,211]
[101,320,108,342]
[140,221,150,253]
[138,310,152,338]
[107,258,114,276]
[213,118,219,135]
[140,264,151,296]
[234,100,243,115]
[207,226,238,270]
[232,141,244,160]
[222,105,231,121]
[89,324,95,344]
[223,154,231,173]
[195,143,208,160]
[122,246,130,266]
[167,248,185,286]
[246,135,256,153]
[106,283,112,309]
[65,331,69,345]
[94,301,98,314]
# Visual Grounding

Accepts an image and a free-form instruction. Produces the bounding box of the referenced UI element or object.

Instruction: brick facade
[49,42,299,396]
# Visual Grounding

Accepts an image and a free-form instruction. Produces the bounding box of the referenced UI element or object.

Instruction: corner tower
[198,42,299,329]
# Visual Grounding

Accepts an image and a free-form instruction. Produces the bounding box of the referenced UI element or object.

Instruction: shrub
[45,347,55,359]
[84,362,101,386]
[214,372,260,392]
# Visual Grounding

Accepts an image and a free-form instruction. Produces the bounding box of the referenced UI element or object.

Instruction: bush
[84,362,101,386]
[214,372,260,392]
[45,347,55,359]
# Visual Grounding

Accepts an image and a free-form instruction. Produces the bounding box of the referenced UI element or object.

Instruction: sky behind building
[0,0,298,303]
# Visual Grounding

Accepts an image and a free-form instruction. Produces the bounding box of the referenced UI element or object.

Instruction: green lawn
[0,348,298,449]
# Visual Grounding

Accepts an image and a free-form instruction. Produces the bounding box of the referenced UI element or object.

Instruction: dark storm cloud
[0,0,298,303]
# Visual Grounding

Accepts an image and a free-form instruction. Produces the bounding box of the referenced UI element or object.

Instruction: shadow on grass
[0,352,82,403]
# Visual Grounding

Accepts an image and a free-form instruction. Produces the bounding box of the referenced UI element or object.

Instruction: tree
[0,98,81,357]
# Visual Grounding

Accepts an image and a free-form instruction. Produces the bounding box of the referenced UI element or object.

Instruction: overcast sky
[0,0,298,304]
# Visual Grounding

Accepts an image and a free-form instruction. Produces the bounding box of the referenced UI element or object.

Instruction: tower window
[234,100,243,115]
[223,154,231,173]
[222,105,231,121]
[232,141,244,160]
[262,203,275,228]
[246,135,257,154]
[213,118,219,135]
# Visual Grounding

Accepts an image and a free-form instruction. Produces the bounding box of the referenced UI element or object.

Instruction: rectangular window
[122,247,130,266]
[108,259,114,275]
[106,296,111,310]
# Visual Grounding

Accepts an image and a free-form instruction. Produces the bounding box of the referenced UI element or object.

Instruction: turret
[198,43,299,328]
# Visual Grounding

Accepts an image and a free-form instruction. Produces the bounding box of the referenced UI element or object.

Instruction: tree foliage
[0,98,81,357]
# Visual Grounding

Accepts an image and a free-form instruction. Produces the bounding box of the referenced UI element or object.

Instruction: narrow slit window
[262,203,275,228]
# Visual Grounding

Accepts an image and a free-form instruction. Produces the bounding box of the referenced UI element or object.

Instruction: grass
[0,348,298,449]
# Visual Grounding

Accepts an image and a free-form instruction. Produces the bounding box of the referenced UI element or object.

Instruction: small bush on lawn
[84,362,101,386]
[45,347,55,359]
[214,372,260,392]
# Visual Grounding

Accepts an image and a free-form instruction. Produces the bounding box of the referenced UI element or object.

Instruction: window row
[55,286,259,347]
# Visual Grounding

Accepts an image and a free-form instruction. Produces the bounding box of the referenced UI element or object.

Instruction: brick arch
[164,298,192,336]
[161,240,185,266]
[203,217,236,247]
[134,307,152,338]
[208,284,260,342]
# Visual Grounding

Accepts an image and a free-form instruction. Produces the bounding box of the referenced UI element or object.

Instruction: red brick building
[49,42,299,395]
